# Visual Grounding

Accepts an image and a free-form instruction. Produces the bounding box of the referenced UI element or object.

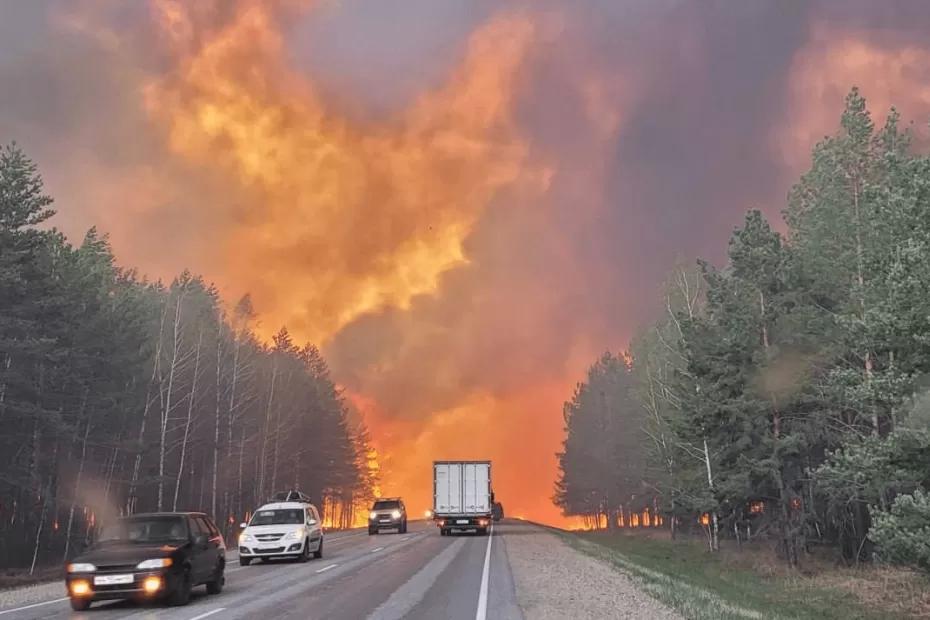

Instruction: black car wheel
[313,538,323,559]
[206,562,225,594]
[69,598,91,611]
[400,521,407,534]
[298,540,311,563]
[368,528,377,535]
[168,569,192,606]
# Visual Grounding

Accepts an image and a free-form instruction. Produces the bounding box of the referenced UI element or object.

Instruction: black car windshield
[98,516,188,544]
[250,509,304,526]
[373,500,400,510]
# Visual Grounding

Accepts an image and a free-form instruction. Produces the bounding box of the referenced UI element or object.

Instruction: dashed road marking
[188,608,225,620]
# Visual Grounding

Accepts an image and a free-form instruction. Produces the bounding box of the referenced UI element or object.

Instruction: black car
[368,498,407,534]
[65,512,225,611]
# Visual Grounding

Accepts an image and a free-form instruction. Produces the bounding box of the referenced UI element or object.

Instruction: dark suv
[368,498,407,535]
[65,512,225,611]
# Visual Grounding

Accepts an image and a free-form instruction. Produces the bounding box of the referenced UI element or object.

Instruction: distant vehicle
[492,501,504,521]
[65,512,225,611]
[433,461,492,536]
[238,491,323,565]
[369,497,408,535]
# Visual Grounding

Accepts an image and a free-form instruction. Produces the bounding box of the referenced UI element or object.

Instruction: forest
[555,88,930,572]
[0,144,376,571]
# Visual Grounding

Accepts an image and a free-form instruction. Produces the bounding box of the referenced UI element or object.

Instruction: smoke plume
[3,0,930,524]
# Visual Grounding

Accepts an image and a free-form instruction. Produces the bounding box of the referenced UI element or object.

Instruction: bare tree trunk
[173,328,203,511]
[257,360,278,500]
[159,288,185,511]
[0,353,10,418]
[64,404,90,560]
[237,430,245,523]
[30,487,49,575]
[223,335,242,534]
[103,445,119,508]
[129,299,169,513]
[703,437,719,551]
[212,325,223,518]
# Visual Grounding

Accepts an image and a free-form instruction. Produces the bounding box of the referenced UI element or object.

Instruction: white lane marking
[0,598,69,616]
[367,538,466,620]
[187,608,226,620]
[371,546,384,553]
[315,563,338,573]
[475,525,493,620]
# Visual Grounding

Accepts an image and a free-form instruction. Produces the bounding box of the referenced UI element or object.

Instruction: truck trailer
[433,460,492,536]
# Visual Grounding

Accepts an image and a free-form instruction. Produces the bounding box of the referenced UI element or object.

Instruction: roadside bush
[869,489,930,572]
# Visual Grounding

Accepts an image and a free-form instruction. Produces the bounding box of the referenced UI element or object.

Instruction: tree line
[555,88,930,572]
[0,144,377,571]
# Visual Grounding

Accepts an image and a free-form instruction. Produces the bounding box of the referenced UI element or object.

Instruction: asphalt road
[0,521,523,620]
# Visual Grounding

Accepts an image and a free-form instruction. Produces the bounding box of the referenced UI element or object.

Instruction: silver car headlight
[137,558,173,569]
[67,563,96,573]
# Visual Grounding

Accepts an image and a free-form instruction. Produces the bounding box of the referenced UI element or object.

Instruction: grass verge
[560,530,920,620]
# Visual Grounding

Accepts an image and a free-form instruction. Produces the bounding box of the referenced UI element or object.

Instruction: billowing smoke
[3,0,930,524]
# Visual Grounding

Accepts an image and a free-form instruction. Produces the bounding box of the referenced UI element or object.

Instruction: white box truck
[433,460,493,536]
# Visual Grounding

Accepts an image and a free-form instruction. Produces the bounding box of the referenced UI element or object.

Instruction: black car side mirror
[193,533,209,548]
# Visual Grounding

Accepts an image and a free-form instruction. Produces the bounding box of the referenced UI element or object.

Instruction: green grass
[561,531,890,620]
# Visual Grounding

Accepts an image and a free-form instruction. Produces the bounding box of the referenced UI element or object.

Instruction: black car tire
[69,598,91,611]
[313,538,323,559]
[477,527,488,536]
[298,540,311,563]
[206,562,224,594]
[400,521,407,534]
[240,557,252,566]
[368,528,377,535]
[440,528,447,536]
[168,569,192,606]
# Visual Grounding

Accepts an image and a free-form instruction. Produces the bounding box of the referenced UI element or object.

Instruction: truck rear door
[463,462,490,514]
[434,463,464,514]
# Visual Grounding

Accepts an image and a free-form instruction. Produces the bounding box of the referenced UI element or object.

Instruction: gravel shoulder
[503,521,682,620]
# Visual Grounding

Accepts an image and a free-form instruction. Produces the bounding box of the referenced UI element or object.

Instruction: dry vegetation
[568,529,930,620]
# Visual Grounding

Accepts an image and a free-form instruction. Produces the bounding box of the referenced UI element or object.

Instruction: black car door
[189,517,214,582]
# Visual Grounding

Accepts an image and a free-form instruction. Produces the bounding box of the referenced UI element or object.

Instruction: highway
[0,522,523,620]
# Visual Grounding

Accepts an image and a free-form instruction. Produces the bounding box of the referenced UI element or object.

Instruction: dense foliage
[0,144,376,570]
[556,89,930,570]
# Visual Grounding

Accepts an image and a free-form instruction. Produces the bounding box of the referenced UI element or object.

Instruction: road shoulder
[503,521,682,620]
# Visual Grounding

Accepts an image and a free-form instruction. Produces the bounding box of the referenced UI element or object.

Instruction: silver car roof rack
[270,490,312,504]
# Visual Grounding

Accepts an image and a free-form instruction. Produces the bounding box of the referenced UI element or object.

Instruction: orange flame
[144,0,548,344]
